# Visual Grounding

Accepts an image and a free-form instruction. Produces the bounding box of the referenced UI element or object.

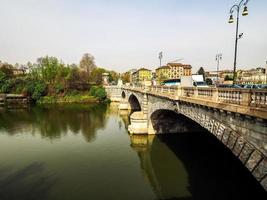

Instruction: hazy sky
[0,0,266,72]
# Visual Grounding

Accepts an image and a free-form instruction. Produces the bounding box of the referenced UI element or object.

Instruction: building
[205,66,267,84]
[155,65,170,81]
[238,68,267,84]
[132,68,152,84]
[155,63,192,82]
[129,69,137,83]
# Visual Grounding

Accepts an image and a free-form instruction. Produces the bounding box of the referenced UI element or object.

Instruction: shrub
[24,79,47,101]
[89,86,98,96]
[0,80,12,93]
[32,81,47,101]
[65,89,79,96]
[55,83,64,94]
[94,87,107,102]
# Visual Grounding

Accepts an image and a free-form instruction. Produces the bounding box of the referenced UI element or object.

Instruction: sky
[0,0,266,73]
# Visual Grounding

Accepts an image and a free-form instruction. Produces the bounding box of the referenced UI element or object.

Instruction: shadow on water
[130,131,266,199]
[0,162,57,200]
[0,103,108,142]
[157,131,267,200]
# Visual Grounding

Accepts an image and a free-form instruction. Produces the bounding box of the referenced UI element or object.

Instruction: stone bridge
[105,85,267,190]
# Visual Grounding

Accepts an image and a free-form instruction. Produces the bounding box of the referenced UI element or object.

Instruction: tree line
[0,53,119,101]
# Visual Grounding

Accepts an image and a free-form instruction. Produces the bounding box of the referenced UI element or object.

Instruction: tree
[121,72,130,83]
[79,53,96,74]
[108,71,119,84]
[197,67,206,80]
[37,56,60,84]
[0,63,14,78]
[224,75,233,81]
[89,68,106,85]
[205,78,213,85]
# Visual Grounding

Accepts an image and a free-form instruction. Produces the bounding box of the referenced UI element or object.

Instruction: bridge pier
[128,111,148,134]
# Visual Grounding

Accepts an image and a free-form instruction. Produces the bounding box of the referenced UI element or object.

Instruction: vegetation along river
[0,103,266,200]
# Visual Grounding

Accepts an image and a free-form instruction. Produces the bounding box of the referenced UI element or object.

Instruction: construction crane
[168,58,184,63]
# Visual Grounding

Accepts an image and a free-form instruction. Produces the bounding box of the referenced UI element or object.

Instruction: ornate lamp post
[215,53,222,85]
[228,0,249,84]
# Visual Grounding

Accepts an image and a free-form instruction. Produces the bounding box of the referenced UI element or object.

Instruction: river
[0,103,265,200]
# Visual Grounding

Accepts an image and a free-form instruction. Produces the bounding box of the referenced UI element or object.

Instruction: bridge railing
[250,89,267,108]
[122,85,267,108]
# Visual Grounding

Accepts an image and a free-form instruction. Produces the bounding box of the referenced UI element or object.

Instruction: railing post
[240,89,252,106]
[212,88,219,101]
[177,87,182,97]
[193,87,198,98]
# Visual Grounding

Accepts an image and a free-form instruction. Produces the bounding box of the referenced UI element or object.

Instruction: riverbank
[37,94,99,104]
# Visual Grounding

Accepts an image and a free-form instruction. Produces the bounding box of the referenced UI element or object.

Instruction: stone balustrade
[123,85,267,108]
[121,85,267,120]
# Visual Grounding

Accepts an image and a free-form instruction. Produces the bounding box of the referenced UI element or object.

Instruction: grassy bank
[37,94,99,104]
[37,86,109,104]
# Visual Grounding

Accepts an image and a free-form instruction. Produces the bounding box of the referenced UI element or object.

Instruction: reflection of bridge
[105,85,267,190]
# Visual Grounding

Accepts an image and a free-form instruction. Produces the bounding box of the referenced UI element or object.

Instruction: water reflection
[0,104,108,142]
[130,135,192,200]
[130,132,267,200]
[0,162,57,200]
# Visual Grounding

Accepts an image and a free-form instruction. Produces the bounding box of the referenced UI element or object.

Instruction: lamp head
[228,14,234,23]
[242,6,248,16]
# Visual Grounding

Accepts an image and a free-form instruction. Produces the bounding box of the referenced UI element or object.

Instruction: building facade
[155,63,192,82]
[132,68,152,84]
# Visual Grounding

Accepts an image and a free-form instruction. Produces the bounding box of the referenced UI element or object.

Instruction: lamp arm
[229,4,239,14]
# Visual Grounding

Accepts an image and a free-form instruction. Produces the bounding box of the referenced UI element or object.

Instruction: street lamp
[228,0,249,84]
[159,51,163,68]
[216,53,222,85]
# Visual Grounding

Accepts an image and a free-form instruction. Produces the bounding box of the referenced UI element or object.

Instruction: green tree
[89,68,106,85]
[205,78,213,85]
[0,63,14,78]
[197,67,206,80]
[37,56,60,84]
[224,75,233,81]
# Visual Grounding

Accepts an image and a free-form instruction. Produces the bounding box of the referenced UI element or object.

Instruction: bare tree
[79,53,96,74]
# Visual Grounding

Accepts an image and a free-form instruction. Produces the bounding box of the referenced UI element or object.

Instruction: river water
[0,103,265,200]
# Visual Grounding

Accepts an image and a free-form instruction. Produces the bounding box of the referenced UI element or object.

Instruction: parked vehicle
[217,84,242,88]
[180,75,208,87]
[243,84,261,89]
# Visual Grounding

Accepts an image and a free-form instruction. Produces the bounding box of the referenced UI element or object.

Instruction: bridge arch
[149,109,202,134]
[128,94,142,111]
[121,91,126,99]
[148,101,265,180]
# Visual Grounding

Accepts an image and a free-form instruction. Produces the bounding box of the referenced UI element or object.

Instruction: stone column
[212,88,219,101]
[240,89,252,106]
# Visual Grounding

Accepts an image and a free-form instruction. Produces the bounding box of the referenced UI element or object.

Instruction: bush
[89,86,98,96]
[95,87,106,101]
[32,81,47,101]
[0,80,12,93]
[89,86,107,101]
[65,89,79,96]
[24,79,47,101]
[55,83,64,94]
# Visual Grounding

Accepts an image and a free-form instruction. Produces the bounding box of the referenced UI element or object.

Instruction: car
[217,84,242,88]
[193,81,209,87]
[243,84,261,89]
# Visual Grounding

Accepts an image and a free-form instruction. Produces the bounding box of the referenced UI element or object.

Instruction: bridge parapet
[122,86,267,120]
